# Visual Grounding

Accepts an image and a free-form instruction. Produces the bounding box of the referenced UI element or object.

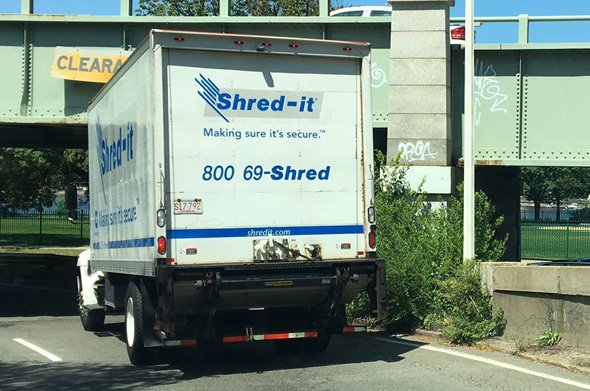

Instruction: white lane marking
[12,338,63,362]
[373,337,590,390]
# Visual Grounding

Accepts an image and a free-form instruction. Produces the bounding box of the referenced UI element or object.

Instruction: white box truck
[77,29,385,365]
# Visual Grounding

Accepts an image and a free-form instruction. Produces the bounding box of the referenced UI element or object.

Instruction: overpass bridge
[1,4,590,167]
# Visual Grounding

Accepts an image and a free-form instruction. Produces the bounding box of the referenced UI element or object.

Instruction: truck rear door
[164,47,363,264]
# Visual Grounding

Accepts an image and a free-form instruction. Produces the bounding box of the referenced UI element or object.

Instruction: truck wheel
[274,333,331,354]
[125,281,156,365]
[77,275,105,331]
[274,339,304,354]
[303,332,331,353]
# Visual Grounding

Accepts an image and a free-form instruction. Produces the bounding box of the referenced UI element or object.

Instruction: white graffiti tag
[371,62,387,88]
[398,141,437,162]
[474,60,508,125]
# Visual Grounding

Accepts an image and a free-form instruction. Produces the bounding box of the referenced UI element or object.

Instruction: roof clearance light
[174,37,185,42]
[157,236,167,255]
[234,40,244,45]
[343,47,352,52]
[289,43,299,48]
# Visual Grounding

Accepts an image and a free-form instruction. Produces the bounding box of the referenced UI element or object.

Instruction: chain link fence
[521,219,590,260]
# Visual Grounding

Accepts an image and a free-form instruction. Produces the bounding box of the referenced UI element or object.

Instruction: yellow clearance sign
[51,47,132,83]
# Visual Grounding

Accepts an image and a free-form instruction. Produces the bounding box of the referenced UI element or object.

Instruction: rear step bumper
[161,326,367,347]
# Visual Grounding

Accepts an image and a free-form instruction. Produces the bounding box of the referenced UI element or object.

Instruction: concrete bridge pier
[387,0,458,207]
[388,0,520,260]
[476,167,521,261]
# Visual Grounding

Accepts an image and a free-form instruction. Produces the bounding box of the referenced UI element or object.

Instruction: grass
[0,214,89,251]
[521,222,590,260]
[2,215,589,261]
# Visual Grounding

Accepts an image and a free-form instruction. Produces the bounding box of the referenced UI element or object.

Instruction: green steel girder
[0,15,392,148]
[1,14,590,166]
[452,46,590,167]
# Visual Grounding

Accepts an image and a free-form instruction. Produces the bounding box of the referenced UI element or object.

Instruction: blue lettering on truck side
[270,165,330,181]
[201,165,331,182]
[96,120,135,176]
[196,74,318,123]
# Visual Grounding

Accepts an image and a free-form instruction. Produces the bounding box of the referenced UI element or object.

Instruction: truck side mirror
[67,209,79,221]
[65,183,78,212]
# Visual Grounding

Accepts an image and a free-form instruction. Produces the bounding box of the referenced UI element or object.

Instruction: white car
[330,6,466,45]
[330,5,393,17]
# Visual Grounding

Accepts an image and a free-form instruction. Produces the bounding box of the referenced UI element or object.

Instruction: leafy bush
[346,291,373,325]
[425,259,506,344]
[364,152,506,342]
[538,329,561,347]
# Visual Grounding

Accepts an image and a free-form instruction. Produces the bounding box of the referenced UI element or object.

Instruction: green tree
[545,167,590,221]
[232,0,319,16]
[137,0,219,16]
[137,0,343,16]
[522,167,590,221]
[521,167,551,220]
[0,148,88,211]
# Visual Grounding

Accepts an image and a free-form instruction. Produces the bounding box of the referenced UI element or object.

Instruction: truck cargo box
[88,30,377,273]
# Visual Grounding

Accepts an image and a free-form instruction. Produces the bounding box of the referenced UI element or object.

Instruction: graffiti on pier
[398,141,437,162]
[475,60,508,125]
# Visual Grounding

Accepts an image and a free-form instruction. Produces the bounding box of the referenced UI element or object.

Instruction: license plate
[174,199,203,214]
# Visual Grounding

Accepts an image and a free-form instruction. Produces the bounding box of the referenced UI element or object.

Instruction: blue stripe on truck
[92,237,155,250]
[168,225,364,239]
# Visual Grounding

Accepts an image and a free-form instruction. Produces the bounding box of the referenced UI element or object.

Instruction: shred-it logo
[195,73,322,123]
[96,119,135,177]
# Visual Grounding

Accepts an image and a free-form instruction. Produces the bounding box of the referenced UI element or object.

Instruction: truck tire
[303,332,331,353]
[125,281,156,365]
[77,275,105,331]
[274,333,331,354]
[274,339,304,354]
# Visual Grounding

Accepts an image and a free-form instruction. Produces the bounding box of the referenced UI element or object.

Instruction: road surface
[1,260,590,390]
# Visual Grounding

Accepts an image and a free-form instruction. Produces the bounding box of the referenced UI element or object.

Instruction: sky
[1,0,590,44]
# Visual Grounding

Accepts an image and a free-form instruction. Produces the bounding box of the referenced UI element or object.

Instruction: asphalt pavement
[2,254,590,390]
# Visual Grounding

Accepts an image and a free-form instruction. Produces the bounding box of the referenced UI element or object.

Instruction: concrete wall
[482,262,590,352]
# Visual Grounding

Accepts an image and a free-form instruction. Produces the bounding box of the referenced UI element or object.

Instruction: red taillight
[261,42,272,47]
[174,36,185,42]
[343,47,352,52]
[368,225,376,249]
[157,236,166,255]
[289,43,299,48]
[234,40,244,45]
[450,26,465,40]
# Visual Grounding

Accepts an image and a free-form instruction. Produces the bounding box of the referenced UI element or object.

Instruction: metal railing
[0,210,89,246]
[450,14,590,45]
[521,219,590,260]
[15,0,590,45]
